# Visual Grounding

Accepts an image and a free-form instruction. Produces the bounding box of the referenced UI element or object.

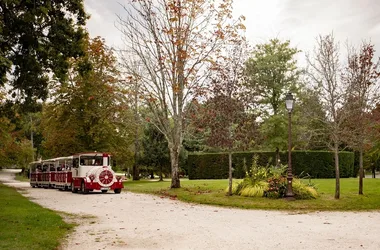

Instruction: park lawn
[0,184,74,250]
[123,178,380,211]
[14,175,29,182]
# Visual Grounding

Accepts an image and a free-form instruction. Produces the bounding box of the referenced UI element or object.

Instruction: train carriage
[29,152,124,194]
[41,159,55,188]
[29,161,42,188]
[53,156,73,190]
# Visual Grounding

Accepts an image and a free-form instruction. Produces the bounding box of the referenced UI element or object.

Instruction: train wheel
[71,182,78,193]
[114,189,121,194]
[81,182,89,194]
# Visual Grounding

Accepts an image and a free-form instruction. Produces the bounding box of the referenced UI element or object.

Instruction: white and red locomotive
[29,152,123,194]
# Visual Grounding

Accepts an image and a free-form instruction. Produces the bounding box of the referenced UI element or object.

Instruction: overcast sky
[84,0,380,64]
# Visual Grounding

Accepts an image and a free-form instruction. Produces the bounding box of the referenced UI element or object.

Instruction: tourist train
[29,152,124,194]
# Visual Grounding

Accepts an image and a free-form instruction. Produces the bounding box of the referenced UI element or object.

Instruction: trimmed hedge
[187,151,355,179]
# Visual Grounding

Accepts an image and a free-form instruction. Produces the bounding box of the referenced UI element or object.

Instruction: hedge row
[187,151,355,179]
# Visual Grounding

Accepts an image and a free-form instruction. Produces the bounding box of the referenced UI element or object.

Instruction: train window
[37,164,42,171]
[42,165,48,172]
[49,164,55,171]
[79,156,105,166]
[66,161,72,170]
[73,158,79,168]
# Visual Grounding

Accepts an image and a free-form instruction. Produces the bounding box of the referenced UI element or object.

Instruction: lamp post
[285,93,295,199]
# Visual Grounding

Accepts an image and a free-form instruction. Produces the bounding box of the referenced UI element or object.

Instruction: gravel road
[1,169,380,250]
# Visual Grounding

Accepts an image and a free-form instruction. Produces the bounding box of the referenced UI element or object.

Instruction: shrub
[244,155,270,183]
[265,176,287,199]
[188,151,355,179]
[224,181,240,194]
[187,152,229,179]
[226,157,293,198]
[240,182,268,197]
[292,180,318,199]
[225,156,318,199]
[229,156,272,196]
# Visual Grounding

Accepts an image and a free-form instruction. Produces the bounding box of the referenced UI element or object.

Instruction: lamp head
[285,92,294,112]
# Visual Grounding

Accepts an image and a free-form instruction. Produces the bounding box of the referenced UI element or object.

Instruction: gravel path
[1,169,380,250]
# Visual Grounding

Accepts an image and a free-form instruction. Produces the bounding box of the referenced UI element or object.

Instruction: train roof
[72,152,111,156]
[29,161,42,165]
[29,153,111,165]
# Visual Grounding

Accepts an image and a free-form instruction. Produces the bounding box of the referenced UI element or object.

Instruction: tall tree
[306,33,348,199]
[186,42,260,195]
[244,39,300,115]
[244,39,300,164]
[41,37,134,161]
[367,104,380,177]
[295,88,329,150]
[0,104,34,169]
[0,92,41,166]
[118,0,246,188]
[120,62,144,181]
[0,0,88,105]
[141,122,170,181]
[342,42,380,194]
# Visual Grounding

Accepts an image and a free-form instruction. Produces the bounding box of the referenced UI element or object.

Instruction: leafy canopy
[0,0,88,105]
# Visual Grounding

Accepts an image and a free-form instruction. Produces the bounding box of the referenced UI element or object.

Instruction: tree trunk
[132,162,140,180]
[334,142,340,199]
[132,121,140,180]
[359,149,364,195]
[169,145,181,188]
[159,164,163,181]
[372,167,376,178]
[228,151,232,196]
[132,78,140,181]
[150,169,154,179]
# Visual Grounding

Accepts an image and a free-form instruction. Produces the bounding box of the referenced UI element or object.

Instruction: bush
[224,156,318,200]
[240,182,268,197]
[224,181,240,194]
[292,180,318,199]
[265,176,287,199]
[188,150,355,179]
[291,151,354,178]
[187,152,230,179]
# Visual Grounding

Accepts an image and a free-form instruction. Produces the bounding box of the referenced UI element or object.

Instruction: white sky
[84,0,380,65]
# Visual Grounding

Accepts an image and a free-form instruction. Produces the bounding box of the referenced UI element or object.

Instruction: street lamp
[285,93,295,199]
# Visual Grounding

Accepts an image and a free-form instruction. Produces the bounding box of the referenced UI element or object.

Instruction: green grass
[0,184,74,250]
[14,175,29,182]
[124,178,380,211]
